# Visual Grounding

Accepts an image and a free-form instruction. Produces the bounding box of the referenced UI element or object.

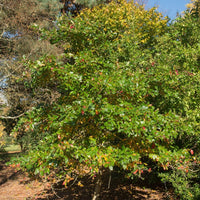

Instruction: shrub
[10,1,200,199]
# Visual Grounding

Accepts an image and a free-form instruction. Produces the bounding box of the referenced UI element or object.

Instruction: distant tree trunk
[19,141,23,152]
[92,167,103,200]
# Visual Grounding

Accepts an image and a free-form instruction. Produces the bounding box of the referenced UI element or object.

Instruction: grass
[0,144,21,161]
[4,144,21,152]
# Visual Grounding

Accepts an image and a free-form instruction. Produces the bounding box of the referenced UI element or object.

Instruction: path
[0,158,50,200]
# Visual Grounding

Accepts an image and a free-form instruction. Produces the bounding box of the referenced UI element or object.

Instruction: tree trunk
[92,168,103,200]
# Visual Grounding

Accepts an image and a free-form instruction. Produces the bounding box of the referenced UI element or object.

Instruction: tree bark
[92,168,103,200]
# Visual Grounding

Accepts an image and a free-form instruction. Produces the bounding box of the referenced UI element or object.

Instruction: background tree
[0,0,63,142]
[187,0,200,17]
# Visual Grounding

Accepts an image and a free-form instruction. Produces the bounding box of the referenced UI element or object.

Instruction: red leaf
[148,168,152,173]
[62,180,66,185]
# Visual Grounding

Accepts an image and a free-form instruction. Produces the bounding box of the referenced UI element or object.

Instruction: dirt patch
[36,171,174,200]
[36,183,170,200]
[0,160,51,200]
[0,153,175,200]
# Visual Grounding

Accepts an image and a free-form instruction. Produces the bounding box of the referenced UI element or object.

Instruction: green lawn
[0,145,21,162]
[4,144,21,152]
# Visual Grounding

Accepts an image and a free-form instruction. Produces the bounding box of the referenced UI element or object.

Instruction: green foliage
[10,0,200,199]
[37,0,62,13]
[187,0,200,19]
[75,0,111,8]
[160,162,200,200]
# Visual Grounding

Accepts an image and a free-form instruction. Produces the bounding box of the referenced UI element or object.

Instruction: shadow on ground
[36,170,173,200]
[0,152,175,200]
[0,152,21,185]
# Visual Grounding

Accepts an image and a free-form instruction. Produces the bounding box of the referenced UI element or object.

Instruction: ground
[0,152,176,200]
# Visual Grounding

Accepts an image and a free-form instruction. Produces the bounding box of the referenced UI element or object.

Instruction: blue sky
[145,0,191,19]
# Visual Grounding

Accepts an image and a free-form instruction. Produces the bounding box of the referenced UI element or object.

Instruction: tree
[0,0,63,139]
[186,0,200,17]
[59,0,148,16]
[8,0,200,199]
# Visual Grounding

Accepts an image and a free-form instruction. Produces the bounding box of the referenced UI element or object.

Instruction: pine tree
[0,0,63,137]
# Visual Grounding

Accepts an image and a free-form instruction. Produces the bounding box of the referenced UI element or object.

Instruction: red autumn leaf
[175,70,179,75]
[16,163,20,168]
[62,180,66,185]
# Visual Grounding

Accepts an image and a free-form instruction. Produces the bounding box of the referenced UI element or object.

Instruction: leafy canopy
[10,1,200,199]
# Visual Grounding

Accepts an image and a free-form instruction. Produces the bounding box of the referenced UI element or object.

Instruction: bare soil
[0,152,175,200]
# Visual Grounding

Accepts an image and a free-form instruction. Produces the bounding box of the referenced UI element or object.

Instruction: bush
[10,1,200,199]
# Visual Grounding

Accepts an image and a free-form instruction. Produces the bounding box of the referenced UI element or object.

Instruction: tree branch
[0,112,25,119]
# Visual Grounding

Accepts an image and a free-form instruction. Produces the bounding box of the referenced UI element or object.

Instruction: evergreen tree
[0,0,62,139]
